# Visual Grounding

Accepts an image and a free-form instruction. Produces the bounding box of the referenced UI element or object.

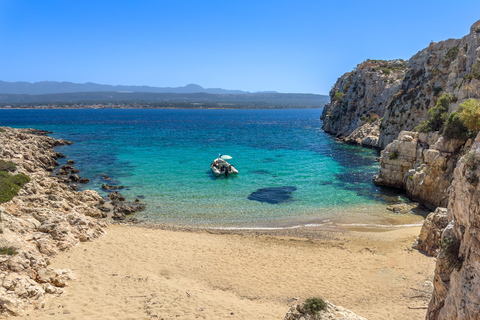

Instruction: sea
[0,108,425,230]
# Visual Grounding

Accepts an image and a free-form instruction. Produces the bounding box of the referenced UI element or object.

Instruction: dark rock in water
[137,195,145,199]
[69,174,80,182]
[108,191,125,202]
[251,170,271,175]
[67,159,75,164]
[53,139,73,146]
[70,184,79,191]
[55,152,67,159]
[56,164,80,176]
[78,177,89,184]
[102,184,125,190]
[113,202,146,220]
[248,186,297,204]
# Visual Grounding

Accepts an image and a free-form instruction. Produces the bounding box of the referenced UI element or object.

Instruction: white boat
[211,155,238,177]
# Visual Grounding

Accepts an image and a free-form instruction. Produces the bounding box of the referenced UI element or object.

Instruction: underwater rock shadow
[248,186,297,204]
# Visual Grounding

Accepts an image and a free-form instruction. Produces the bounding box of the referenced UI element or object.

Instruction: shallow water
[0,108,425,228]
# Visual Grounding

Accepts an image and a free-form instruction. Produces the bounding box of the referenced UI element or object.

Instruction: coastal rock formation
[0,127,107,316]
[322,20,480,320]
[373,131,468,209]
[413,207,449,256]
[284,301,367,320]
[322,21,480,150]
[321,59,406,148]
[427,134,480,320]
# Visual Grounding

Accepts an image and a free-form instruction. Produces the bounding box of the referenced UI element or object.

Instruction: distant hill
[0,91,329,109]
[0,81,258,95]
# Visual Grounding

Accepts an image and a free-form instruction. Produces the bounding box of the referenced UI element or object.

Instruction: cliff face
[374,131,470,209]
[321,59,406,148]
[322,21,480,150]
[427,134,480,320]
[323,20,480,320]
[378,24,480,148]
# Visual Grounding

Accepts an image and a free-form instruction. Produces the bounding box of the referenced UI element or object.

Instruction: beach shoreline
[23,222,435,320]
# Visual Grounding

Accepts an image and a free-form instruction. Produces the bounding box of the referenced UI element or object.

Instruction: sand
[24,224,435,320]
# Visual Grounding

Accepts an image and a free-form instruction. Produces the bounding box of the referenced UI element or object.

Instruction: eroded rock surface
[0,127,107,316]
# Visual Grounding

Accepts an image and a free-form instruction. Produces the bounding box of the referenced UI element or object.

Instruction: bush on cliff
[443,112,471,140]
[333,92,344,102]
[458,99,480,131]
[0,171,30,204]
[0,160,16,172]
[417,93,452,133]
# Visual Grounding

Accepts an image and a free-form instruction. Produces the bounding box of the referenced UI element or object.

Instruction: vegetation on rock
[333,92,345,102]
[0,159,17,172]
[417,93,452,133]
[0,247,18,256]
[0,171,31,204]
[463,62,480,80]
[439,237,463,270]
[303,297,327,315]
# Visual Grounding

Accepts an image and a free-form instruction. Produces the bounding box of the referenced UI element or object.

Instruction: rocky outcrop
[321,59,406,148]
[322,21,480,150]
[413,207,449,256]
[284,301,367,320]
[0,127,107,316]
[374,131,469,209]
[378,22,480,148]
[426,134,480,320]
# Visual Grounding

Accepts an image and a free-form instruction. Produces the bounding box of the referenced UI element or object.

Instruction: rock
[108,191,125,201]
[66,159,75,164]
[69,174,80,182]
[78,177,89,184]
[0,127,107,316]
[413,207,449,256]
[284,301,367,320]
[112,201,146,220]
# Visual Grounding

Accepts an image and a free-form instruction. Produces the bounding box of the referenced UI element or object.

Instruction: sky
[0,1,479,95]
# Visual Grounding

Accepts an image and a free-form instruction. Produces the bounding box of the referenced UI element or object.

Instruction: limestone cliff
[378,21,480,148]
[427,134,480,320]
[321,59,406,148]
[323,20,480,320]
[322,20,480,150]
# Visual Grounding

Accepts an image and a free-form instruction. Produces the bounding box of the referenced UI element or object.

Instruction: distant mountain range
[0,81,329,109]
[0,81,271,95]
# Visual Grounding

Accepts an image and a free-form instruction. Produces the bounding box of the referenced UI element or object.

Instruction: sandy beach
[22,224,435,320]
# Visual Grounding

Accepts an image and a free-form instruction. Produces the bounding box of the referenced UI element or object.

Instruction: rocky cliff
[321,59,406,148]
[323,20,480,320]
[426,135,480,320]
[0,127,107,316]
[322,20,480,150]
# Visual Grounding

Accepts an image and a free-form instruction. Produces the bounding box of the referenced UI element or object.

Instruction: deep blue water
[0,108,422,228]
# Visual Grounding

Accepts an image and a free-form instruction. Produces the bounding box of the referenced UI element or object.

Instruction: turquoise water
[0,108,423,228]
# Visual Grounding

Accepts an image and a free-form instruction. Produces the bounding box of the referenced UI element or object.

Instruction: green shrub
[303,297,327,315]
[360,116,377,124]
[458,99,480,131]
[433,86,442,96]
[439,237,462,270]
[464,150,480,171]
[380,67,391,75]
[389,152,398,160]
[0,128,5,133]
[333,92,345,103]
[0,160,17,172]
[0,171,30,204]
[445,46,459,61]
[0,247,18,256]
[417,93,452,133]
[443,112,471,140]
[463,62,480,80]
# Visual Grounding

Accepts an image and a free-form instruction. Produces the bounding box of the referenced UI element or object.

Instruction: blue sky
[0,0,479,94]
